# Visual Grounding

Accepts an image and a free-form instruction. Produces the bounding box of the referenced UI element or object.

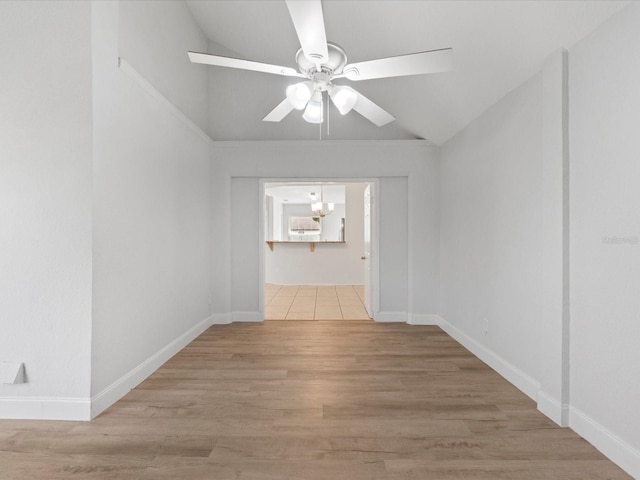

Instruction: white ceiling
[186,0,628,145]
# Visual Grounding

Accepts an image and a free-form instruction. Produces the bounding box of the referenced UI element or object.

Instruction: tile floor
[264,284,370,320]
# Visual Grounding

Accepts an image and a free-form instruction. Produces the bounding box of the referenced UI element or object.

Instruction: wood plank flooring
[0,321,631,479]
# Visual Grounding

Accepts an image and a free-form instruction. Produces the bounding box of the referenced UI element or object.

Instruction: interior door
[363,185,372,318]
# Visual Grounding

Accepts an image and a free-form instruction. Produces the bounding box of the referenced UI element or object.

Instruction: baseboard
[536,390,569,426]
[437,316,540,400]
[0,396,91,421]
[231,311,263,322]
[265,283,365,286]
[212,313,232,325]
[570,406,640,479]
[91,315,214,419]
[407,313,441,325]
[374,311,407,323]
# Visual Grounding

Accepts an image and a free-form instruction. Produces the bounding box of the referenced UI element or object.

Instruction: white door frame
[258,177,380,320]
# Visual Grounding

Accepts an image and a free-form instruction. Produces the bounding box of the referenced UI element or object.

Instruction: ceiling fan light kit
[302,90,324,124]
[188,0,452,128]
[286,81,314,110]
[328,85,358,115]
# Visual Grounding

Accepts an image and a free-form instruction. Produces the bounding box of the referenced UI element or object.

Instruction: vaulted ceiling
[186,0,628,145]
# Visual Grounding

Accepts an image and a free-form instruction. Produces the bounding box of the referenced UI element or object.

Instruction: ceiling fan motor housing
[295,43,348,82]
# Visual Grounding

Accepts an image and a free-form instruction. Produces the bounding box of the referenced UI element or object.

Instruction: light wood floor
[265,284,369,320]
[0,321,630,479]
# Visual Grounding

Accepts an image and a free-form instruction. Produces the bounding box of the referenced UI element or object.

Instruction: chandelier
[310,185,334,217]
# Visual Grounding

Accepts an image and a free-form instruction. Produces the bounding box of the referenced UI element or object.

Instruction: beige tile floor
[265,284,370,320]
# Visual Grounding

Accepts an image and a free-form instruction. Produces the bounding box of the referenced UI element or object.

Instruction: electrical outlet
[483,317,489,335]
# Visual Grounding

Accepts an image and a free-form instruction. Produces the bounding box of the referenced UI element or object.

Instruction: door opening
[259,179,378,321]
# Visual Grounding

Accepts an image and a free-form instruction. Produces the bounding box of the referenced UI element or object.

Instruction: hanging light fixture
[311,184,334,217]
[286,81,314,110]
[328,84,357,115]
[302,90,324,124]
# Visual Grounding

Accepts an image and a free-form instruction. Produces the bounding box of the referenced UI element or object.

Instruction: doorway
[259,179,379,321]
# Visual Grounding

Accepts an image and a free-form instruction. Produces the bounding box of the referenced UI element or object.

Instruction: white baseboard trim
[231,311,263,322]
[570,406,640,479]
[537,390,569,427]
[438,316,540,400]
[212,313,232,325]
[0,396,91,421]
[407,314,441,325]
[374,311,407,323]
[265,283,365,286]
[90,315,214,419]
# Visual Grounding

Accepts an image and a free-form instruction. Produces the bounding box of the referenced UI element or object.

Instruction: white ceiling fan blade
[188,51,305,78]
[351,90,395,127]
[285,0,328,66]
[340,48,452,81]
[263,99,295,122]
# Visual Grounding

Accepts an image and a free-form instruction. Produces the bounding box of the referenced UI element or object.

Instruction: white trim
[570,406,640,479]
[0,396,91,421]
[263,283,367,286]
[537,390,569,426]
[231,311,263,322]
[90,315,214,419]
[437,316,540,400]
[212,313,232,325]
[374,311,407,323]
[407,314,441,325]
[117,57,213,145]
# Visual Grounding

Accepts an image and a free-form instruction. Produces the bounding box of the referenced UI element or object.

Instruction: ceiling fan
[188,0,452,127]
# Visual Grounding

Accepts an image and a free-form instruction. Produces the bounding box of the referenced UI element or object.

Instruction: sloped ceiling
[186,0,628,145]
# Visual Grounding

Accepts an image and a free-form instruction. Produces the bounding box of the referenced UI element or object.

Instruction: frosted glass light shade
[329,85,357,115]
[302,91,323,124]
[311,201,334,217]
[286,81,313,110]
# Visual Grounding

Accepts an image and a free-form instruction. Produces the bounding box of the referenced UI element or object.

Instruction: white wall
[379,177,409,315]
[0,0,93,419]
[439,5,640,475]
[90,1,213,416]
[212,141,438,323]
[569,3,640,476]
[119,0,209,132]
[266,184,365,285]
[438,49,570,415]
[439,70,545,392]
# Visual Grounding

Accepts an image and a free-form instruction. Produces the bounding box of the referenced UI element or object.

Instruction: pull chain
[327,91,330,137]
[319,91,323,141]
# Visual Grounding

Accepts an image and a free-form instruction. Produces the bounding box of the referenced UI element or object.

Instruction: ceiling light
[329,85,358,115]
[311,185,334,217]
[286,81,313,110]
[302,91,323,124]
